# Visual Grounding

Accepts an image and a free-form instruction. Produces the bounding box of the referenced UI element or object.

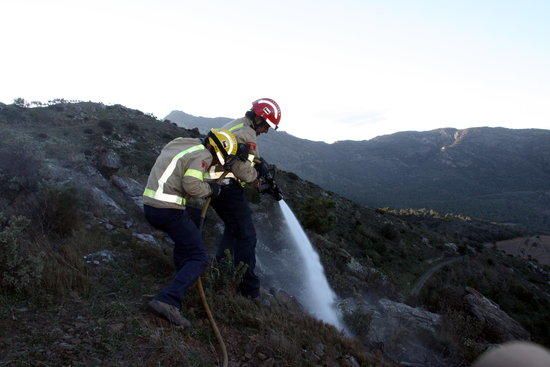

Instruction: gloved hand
[223,155,237,171]
[208,182,221,199]
[236,143,250,162]
[256,157,270,178]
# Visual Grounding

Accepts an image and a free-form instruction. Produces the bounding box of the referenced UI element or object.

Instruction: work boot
[148,300,191,327]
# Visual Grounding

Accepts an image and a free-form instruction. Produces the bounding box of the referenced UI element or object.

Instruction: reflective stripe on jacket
[209,116,258,183]
[143,138,213,209]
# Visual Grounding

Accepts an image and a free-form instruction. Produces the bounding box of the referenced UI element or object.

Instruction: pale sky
[1,0,549,142]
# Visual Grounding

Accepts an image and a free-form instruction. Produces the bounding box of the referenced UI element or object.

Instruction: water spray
[278,200,344,330]
[257,162,343,330]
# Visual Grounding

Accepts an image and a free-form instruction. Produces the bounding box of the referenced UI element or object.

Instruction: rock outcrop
[111,175,144,208]
[340,297,446,366]
[465,287,530,341]
[97,148,121,176]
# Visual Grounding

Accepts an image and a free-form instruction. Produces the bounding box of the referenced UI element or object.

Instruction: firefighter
[143,129,238,326]
[208,98,281,299]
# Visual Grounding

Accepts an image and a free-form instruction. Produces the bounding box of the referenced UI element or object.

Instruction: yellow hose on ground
[196,171,229,367]
[197,276,228,367]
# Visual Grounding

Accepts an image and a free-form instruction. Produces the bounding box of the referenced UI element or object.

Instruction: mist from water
[278,200,344,330]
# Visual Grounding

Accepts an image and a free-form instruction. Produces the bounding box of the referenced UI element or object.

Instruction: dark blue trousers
[144,205,208,308]
[212,182,260,298]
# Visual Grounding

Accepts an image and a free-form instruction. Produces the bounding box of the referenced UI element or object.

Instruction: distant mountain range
[165,110,550,231]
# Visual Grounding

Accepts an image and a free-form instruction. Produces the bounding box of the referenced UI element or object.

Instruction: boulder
[98,149,121,176]
[90,187,126,215]
[132,232,160,247]
[341,297,446,366]
[84,250,115,265]
[342,355,360,367]
[465,287,530,341]
[111,175,142,197]
[365,298,441,343]
[444,242,458,253]
[347,257,366,274]
[111,175,144,208]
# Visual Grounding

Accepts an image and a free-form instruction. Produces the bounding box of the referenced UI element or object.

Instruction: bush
[379,222,399,241]
[36,186,83,237]
[372,239,387,255]
[205,249,248,295]
[0,147,42,198]
[125,122,140,132]
[98,119,114,135]
[0,215,45,293]
[343,309,372,339]
[440,310,485,363]
[298,197,336,234]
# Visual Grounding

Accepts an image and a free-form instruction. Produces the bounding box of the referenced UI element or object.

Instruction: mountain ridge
[165,110,550,231]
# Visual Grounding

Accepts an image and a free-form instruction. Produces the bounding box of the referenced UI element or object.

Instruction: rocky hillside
[166,110,550,232]
[1,101,548,366]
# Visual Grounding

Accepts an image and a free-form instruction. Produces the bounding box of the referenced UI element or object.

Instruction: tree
[13,97,27,107]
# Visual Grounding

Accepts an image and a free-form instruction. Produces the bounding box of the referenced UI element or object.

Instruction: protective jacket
[208,116,258,183]
[143,138,213,210]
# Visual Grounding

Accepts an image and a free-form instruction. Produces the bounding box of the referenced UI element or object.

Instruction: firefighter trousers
[144,205,208,308]
[212,182,260,298]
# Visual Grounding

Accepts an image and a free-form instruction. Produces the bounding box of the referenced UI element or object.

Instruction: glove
[272,185,283,201]
[208,182,221,199]
[256,157,270,178]
[236,143,250,162]
[223,155,237,171]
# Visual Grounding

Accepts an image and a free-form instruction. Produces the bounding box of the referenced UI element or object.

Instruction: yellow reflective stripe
[184,169,204,181]
[143,144,204,206]
[208,169,235,179]
[176,144,204,158]
[143,188,156,197]
[143,188,186,205]
[228,123,244,132]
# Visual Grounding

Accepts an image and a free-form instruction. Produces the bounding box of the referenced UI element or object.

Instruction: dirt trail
[410,256,465,296]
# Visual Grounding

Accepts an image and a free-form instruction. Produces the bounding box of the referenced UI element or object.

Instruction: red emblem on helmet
[252,98,281,129]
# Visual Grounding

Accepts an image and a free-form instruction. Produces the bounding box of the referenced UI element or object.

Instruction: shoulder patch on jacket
[247,142,257,151]
[201,160,209,169]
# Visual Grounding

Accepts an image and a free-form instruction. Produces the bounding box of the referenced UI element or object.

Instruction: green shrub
[36,186,83,237]
[205,250,248,294]
[372,239,388,255]
[98,119,114,135]
[379,222,399,240]
[458,244,468,255]
[343,309,372,339]
[0,215,45,293]
[440,310,485,363]
[298,197,336,234]
[125,122,140,132]
[0,147,41,198]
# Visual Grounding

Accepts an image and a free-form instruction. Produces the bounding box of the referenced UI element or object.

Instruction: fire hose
[196,170,229,367]
[195,158,283,367]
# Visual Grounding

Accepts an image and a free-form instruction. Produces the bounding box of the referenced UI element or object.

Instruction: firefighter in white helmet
[143,129,238,326]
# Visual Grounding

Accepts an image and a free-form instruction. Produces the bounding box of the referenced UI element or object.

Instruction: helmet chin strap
[216,151,225,166]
